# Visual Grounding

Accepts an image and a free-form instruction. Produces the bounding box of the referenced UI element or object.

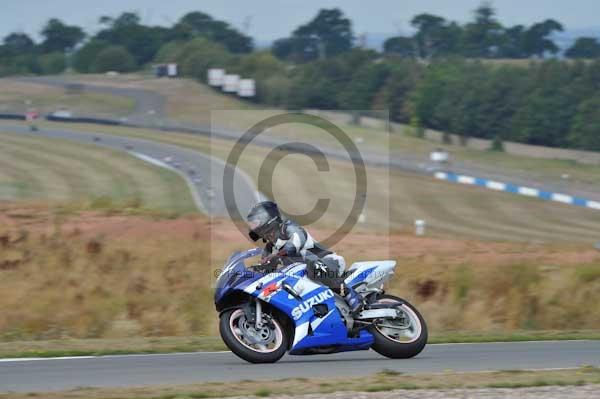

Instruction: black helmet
[246,201,282,242]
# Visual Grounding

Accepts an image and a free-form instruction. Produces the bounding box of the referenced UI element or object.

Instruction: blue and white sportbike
[214,248,427,363]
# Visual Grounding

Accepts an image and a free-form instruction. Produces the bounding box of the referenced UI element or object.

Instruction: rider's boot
[343,285,364,315]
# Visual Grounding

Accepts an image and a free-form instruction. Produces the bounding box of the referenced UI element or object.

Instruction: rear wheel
[219,307,288,363]
[368,295,427,359]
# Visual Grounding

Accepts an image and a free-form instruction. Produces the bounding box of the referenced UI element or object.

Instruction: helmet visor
[246,208,277,237]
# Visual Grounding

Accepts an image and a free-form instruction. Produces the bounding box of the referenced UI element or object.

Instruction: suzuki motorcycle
[214,248,427,363]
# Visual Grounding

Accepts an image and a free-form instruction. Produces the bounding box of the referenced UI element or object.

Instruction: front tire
[219,307,288,363]
[368,295,428,359]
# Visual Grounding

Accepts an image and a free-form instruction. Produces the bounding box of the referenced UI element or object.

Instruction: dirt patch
[1,203,597,268]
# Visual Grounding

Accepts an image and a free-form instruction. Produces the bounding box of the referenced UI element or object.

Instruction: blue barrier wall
[434,171,600,211]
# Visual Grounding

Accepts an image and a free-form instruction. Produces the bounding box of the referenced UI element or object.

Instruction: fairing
[214,249,397,354]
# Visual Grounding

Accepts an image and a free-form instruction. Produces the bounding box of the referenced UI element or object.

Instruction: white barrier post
[415,219,426,236]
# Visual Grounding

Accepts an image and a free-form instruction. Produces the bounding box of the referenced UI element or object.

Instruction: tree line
[0,11,252,76]
[2,4,600,150]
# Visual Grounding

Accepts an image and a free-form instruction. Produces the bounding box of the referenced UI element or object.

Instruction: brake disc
[238,316,275,345]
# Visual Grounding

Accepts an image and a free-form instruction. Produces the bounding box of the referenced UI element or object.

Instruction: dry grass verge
[1,367,599,398]
[1,205,600,343]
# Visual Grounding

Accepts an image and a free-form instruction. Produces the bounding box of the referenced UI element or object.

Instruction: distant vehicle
[154,63,178,78]
[51,109,72,119]
[430,148,449,163]
[163,156,173,163]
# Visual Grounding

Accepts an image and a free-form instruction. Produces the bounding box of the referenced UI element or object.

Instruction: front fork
[241,298,264,329]
[255,299,263,329]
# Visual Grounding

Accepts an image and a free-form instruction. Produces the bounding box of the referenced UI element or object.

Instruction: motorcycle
[214,248,427,363]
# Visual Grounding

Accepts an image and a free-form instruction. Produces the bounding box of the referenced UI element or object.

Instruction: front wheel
[219,307,288,363]
[368,295,427,359]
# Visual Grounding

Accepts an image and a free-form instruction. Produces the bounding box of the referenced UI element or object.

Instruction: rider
[246,201,363,313]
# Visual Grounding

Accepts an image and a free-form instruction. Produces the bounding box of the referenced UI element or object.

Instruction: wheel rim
[228,309,284,353]
[373,298,422,344]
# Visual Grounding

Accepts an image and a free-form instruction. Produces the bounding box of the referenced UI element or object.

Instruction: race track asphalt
[0,341,598,392]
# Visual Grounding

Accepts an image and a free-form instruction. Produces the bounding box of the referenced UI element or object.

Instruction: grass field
[13,120,600,244]
[0,79,135,117]
[0,131,195,213]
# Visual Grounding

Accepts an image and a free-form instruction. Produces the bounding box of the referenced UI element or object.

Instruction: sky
[2,0,600,44]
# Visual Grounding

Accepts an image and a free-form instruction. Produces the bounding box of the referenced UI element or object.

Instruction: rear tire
[368,295,427,359]
[219,307,288,364]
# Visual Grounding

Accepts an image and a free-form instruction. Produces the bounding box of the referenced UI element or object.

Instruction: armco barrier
[435,171,600,211]
[45,115,122,125]
[0,113,26,121]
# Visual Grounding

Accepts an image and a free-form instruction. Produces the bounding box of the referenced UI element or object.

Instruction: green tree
[73,39,109,72]
[3,33,35,54]
[490,135,505,151]
[93,45,136,72]
[273,8,353,62]
[460,3,503,58]
[374,60,422,123]
[236,51,286,79]
[96,12,169,66]
[172,11,253,53]
[176,38,232,82]
[410,13,448,58]
[510,62,575,146]
[154,41,184,63]
[233,51,288,103]
[287,58,346,108]
[522,19,563,57]
[497,25,527,58]
[383,36,416,57]
[39,52,66,74]
[41,18,85,53]
[338,62,390,110]
[568,96,600,150]
[272,38,295,60]
[565,37,600,59]
[0,54,40,76]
